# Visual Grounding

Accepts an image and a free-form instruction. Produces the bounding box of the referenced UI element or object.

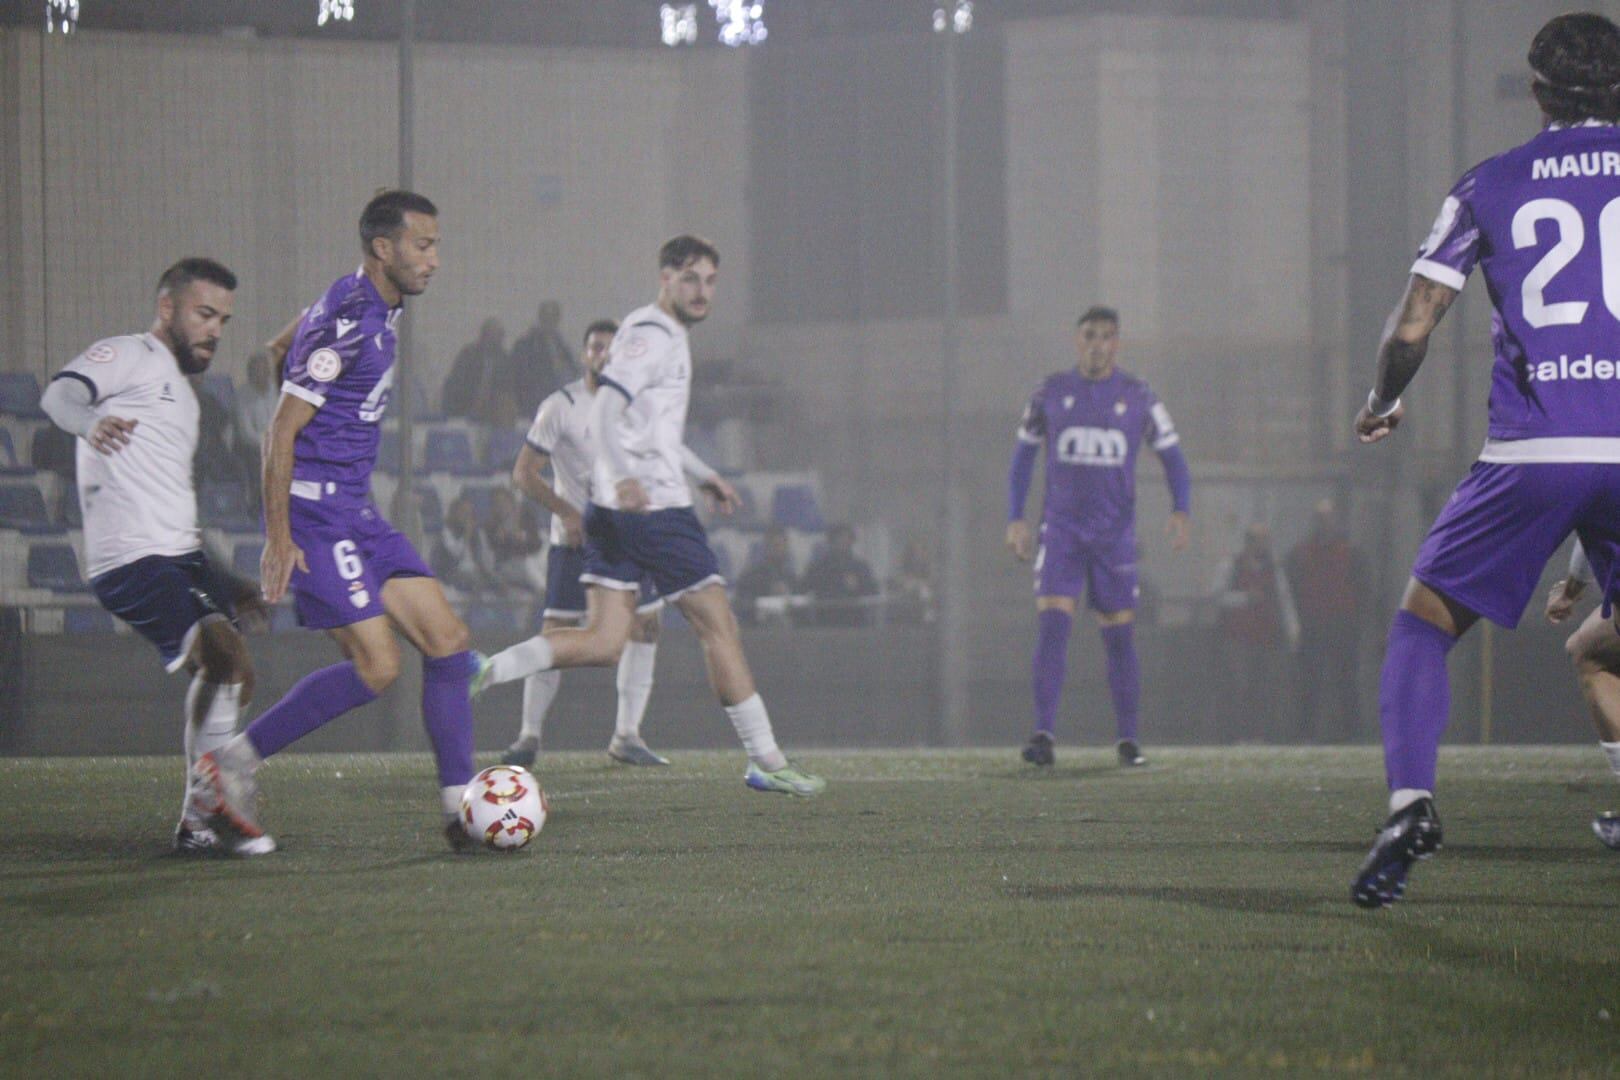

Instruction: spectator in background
[802,523,879,627]
[1212,523,1299,741]
[736,525,800,625]
[1286,497,1366,742]
[508,300,576,418]
[192,374,244,488]
[432,492,496,595]
[485,486,546,599]
[233,350,279,502]
[887,536,936,624]
[443,317,507,423]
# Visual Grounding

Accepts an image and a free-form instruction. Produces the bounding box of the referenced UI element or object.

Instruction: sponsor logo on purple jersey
[1018,368,1177,543]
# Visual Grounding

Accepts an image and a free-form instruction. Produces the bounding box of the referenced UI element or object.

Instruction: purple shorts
[1034,522,1139,612]
[1413,460,1620,628]
[288,496,433,630]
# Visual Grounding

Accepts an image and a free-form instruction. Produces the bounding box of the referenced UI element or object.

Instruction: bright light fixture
[317,0,355,28]
[711,0,766,47]
[661,4,698,47]
[45,0,78,34]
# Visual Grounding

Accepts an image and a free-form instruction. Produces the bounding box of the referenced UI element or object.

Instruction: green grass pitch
[3,747,1618,1075]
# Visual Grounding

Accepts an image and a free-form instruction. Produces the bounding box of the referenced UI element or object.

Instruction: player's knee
[353,649,402,692]
[422,618,472,659]
[583,628,629,666]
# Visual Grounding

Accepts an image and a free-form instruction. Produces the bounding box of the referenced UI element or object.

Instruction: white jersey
[525,377,596,547]
[55,333,201,577]
[593,304,693,512]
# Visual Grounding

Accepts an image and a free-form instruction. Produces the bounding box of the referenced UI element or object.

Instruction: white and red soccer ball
[459,765,549,851]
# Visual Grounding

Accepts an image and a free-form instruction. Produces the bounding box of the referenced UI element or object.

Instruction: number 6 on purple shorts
[287,495,433,630]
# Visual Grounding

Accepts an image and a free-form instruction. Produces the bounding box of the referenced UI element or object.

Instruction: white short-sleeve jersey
[592,304,693,512]
[524,378,595,547]
[53,333,201,577]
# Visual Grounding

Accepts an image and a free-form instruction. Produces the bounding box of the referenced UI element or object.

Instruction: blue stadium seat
[0,373,44,419]
[414,486,444,533]
[200,374,236,412]
[63,607,114,633]
[771,483,826,532]
[0,484,53,532]
[484,427,526,471]
[198,482,257,531]
[27,542,86,592]
[233,540,264,578]
[424,430,480,475]
[56,488,82,528]
[377,429,402,474]
[0,428,31,477]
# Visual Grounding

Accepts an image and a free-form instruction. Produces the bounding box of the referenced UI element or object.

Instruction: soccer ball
[459,765,549,851]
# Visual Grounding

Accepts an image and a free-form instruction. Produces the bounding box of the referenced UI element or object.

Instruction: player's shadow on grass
[1004,881,1332,916]
[1004,765,1139,782]
[1006,879,1618,915]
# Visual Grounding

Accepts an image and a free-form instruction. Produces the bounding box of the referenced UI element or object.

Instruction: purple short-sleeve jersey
[1017,367,1179,543]
[281,269,401,498]
[1413,122,1620,444]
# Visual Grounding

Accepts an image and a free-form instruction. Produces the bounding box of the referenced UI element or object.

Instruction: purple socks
[244,652,475,791]
[1100,622,1141,742]
[1031,608,1073,735]
[1379,609,1458,792]
[421,651,476,788]
[246,661,378,759]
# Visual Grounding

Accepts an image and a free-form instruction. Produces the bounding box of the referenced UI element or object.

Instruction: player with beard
[40,257,274,855]
[498,318,681,769]
[1351,12,1620,906]
[474,236,826,796]
[192,191,486,851]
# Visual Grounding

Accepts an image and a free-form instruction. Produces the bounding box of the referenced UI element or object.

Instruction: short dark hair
[583,319,619,345]
[1076,305,1119,328]
[1529,13,1620,124]
[659,234,720,271]
[360,189,438,257]
[156,257,237,298]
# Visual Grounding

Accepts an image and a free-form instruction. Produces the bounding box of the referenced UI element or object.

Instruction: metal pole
[389,0,421,750]
[394,0,419,542]
[939,28,970,745]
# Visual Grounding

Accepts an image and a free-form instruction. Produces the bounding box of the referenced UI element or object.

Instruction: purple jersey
[280,269,401,498]
[1017,368,1179,543]
[1415,122,1620,449]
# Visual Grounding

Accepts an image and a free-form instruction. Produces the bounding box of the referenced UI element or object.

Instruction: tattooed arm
[1354,275,1459,444]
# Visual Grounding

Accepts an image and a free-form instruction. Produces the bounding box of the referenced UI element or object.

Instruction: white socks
[440,785,465,817]
[615,642,658,741]
[520,670,562,742]
[182,679,242,823]
[489,635,555,687]
[185,679,242,761]
[1389,788,1432,814]
[1602,740,1620,780]
[724,693,786,772]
